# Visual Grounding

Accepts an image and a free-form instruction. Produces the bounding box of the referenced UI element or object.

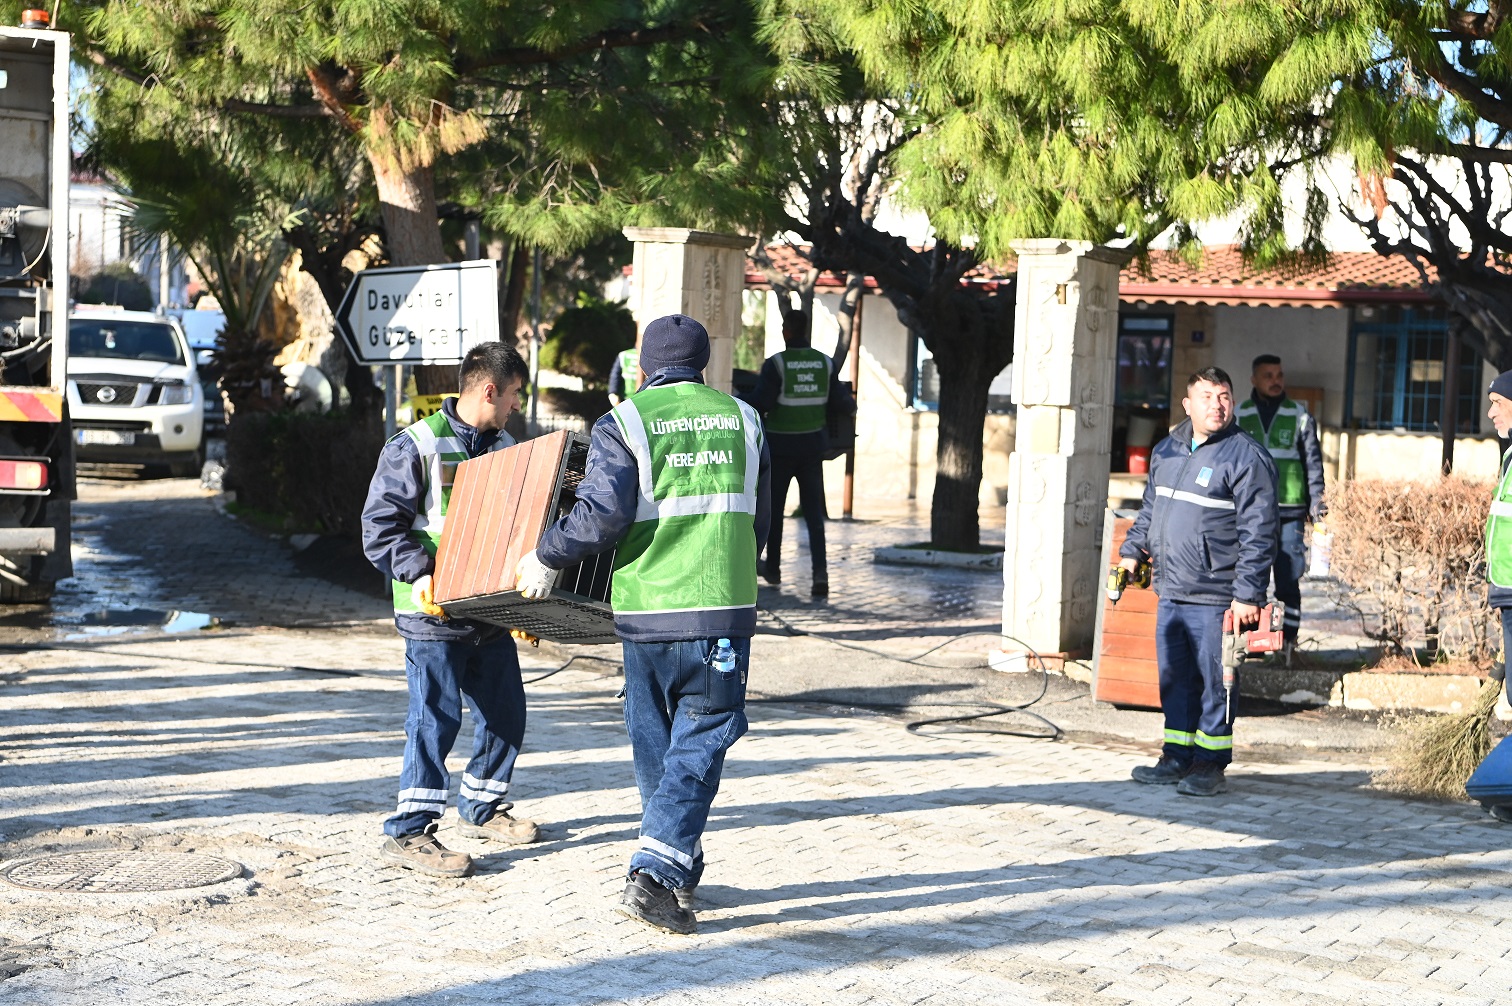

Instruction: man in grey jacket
[1120,367,1279,797]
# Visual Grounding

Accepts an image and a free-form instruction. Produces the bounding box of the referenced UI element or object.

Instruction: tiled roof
[1120,245,1436,307]
[746,243,1438,307]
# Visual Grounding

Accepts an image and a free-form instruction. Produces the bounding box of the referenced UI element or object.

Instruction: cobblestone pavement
[2,630,1511,1006]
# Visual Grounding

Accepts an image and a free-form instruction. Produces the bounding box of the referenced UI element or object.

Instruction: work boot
[378,825,472,878]
[675,862,704,910]
[1490,804,1512,824]
[1176,763,1229,797]
[619,871,696,935]
[455,808,541,845]
[811,579,829,598]
[1131,755,1189,785]
[761,560,781,585]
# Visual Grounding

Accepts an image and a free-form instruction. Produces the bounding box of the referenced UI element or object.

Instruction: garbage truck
[0,18,72,601]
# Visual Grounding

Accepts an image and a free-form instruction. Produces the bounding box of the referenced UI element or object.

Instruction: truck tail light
[0,460,47,491]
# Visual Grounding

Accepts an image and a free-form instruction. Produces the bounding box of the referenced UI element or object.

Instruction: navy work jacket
[536,367,772,642]
[361,397,511,642]
[1120,418,1279,607]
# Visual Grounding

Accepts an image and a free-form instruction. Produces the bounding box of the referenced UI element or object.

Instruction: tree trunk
[831,271,866,367]
[372,158,455,395]
[500,241,530,346]
[915,286,1013,551]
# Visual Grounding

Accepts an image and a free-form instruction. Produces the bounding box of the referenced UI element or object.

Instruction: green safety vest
[1486,448,1512,588]
[765,347,832,434]
[391,410,470,615]
[1236,398,1308,506]
[608,382,763,617]
[617,349,640,397]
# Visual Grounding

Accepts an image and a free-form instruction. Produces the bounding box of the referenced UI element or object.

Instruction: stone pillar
[997,240,1125,666]
[622,227,752,394]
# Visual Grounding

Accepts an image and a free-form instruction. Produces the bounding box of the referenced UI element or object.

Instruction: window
[68,319,185,365]
[910,337,1013,413]
[1116,314,1174,410]
[1346,306,1480,434]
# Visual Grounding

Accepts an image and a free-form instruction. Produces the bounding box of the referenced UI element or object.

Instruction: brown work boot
[455,808,541,845]
[378,825,472,878]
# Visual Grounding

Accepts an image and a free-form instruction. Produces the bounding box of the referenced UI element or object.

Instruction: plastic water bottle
[710,638,737,676]
[1307,522,1333,579]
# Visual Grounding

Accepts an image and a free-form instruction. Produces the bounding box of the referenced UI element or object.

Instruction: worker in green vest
[608,346,640,406]
[361,343,542,878]
[1235,354,1326,661]
[1483,369,1512,824]
[519,314,772,934]
[751,310,855,597]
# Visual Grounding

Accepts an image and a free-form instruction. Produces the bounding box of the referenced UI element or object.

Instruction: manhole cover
[0,851,242,893]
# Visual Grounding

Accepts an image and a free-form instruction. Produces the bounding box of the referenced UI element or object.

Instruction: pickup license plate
[76,429,135,446]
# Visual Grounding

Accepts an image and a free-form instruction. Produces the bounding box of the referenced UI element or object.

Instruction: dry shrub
[1326,476,1497,664]
[1374,680,1503,800]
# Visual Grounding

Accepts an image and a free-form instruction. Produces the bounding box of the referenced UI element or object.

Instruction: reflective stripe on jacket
[1120,419,1279,606]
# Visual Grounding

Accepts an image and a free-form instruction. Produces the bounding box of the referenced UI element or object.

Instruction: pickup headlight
[157,383,194,405]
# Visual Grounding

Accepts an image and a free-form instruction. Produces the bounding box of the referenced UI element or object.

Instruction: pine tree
[42,1,786,391]
[762,1,1325,549]
[1144,1,1512,372]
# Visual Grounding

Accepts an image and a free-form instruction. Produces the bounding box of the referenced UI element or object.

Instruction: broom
[1375,679,1505,802]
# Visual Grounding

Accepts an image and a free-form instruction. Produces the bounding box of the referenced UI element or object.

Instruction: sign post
[335,260,500,436]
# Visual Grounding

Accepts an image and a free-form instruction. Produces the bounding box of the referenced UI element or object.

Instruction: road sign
[335,260,499,366]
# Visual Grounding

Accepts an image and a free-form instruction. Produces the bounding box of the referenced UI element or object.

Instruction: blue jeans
[384,634,526,839]
[621,637,750,891]
[1156,600,1234,768]
[1273,517,1308,644]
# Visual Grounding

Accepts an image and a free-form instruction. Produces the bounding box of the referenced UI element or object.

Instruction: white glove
[515,549,558,600]
[412,574,446,618]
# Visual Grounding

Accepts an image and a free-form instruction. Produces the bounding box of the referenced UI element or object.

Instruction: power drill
[1106,559,1151,603]
[1220,603,1286,720]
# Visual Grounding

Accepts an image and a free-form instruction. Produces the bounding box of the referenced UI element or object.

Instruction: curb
[873,545,1003,571]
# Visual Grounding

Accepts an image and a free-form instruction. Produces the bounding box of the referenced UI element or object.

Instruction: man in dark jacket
[516,314,771,934]
[1236,354,1327,657]
[750,311,854,596]
[361,343,540,878]
[1482,370,1512,823]
[1120,366,1279,797]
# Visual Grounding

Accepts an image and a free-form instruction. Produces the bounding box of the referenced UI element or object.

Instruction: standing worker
[751,311,854,597]
[362,343,541,877]
[1481,371,1512,823]
[1121,367,1278,797]
[608,345,640,407]
[1236,354,1326,661]
[516,314,771,934]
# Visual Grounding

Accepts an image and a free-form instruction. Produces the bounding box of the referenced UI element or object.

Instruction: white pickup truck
[68,308,206,476]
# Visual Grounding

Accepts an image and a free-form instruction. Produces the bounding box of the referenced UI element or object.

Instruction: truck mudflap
[0,390,64,422]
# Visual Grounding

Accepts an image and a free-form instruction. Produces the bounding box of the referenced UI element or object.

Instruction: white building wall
[68,181,131,278]
[1211,304,1351,427]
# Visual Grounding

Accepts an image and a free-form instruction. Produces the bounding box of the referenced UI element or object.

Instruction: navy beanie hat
[1492,370,1512,401]
[639,314,710,376]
